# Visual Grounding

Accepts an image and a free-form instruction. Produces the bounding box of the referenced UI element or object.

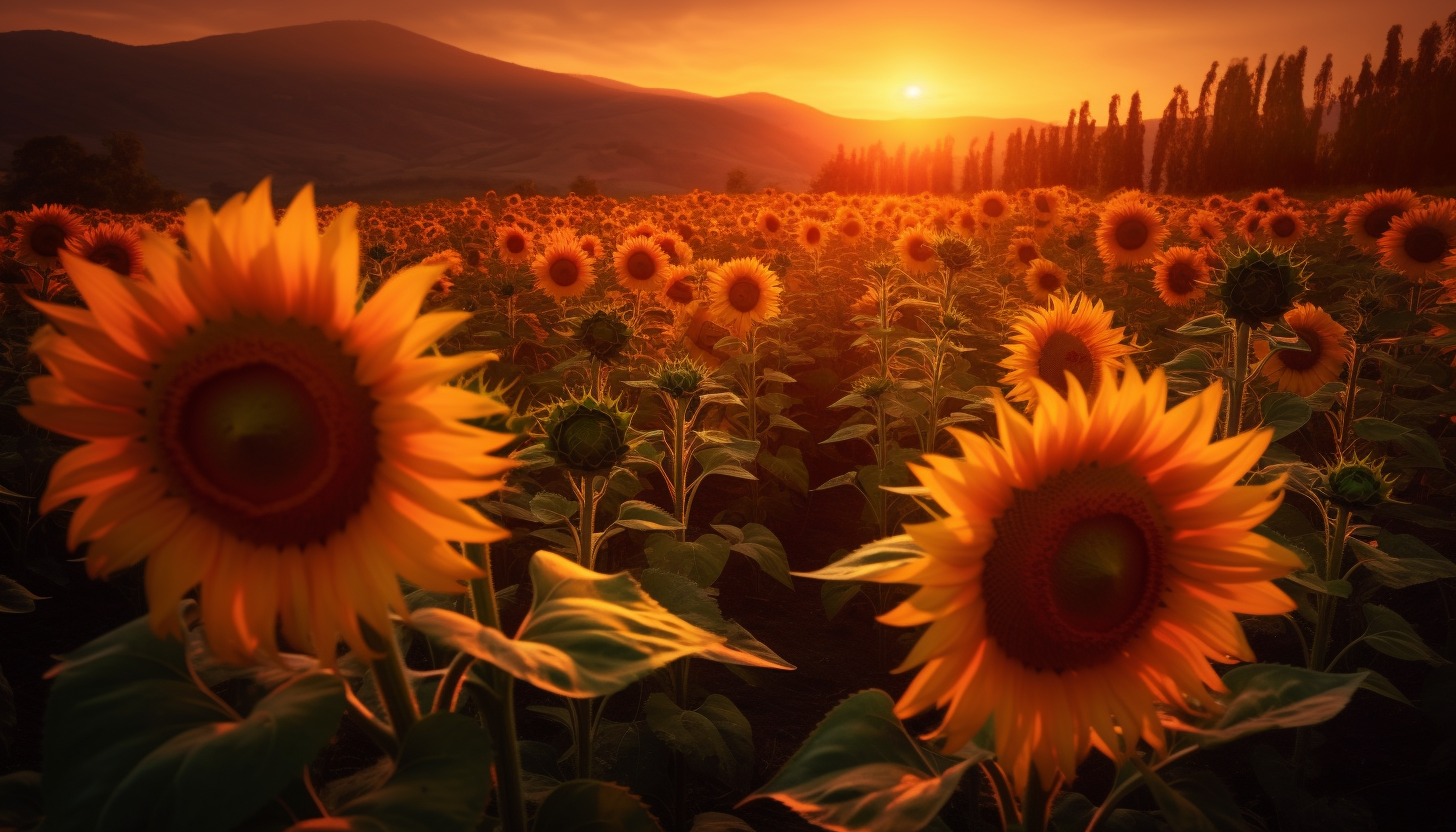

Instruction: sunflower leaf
[1259,392,1312,441]
[742,689,971,832]
[638,568,794,670]
[794,535,926,584]
[1167,664,1366,746]
[643,693,754,790]
[41,616,345,832]
[1359,604,1449,665]
[645,532,732,587]
[532,779,663,832]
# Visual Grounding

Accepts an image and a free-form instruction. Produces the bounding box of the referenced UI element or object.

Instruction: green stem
[1084,746,1198,831]
[672,397,689,539]
[744,327,761,523]
[1225,321,1250,438]
[979,761,1020,831]
[670,658,692,831]
[875,398,888,539]
[575,473,599,570]
[1309,506,1351,673]
[362,620,418,742]
[573,697,596,780]
[1336,343,1365,454]
[465,543,527,832]
[1021,771,1062,832]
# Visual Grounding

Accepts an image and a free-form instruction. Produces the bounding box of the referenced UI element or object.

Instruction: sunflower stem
[1336,342,1365,454]
[465,543,528,832]
[669,657,693,831]
[1225,321,1251,438]
[573,696,596,780]
[1296,505,1350,770]
[672,396,689,538]
[361,619,419,743]
[979,761,1021,830]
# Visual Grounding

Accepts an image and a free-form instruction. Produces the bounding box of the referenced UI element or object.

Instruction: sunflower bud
[932,234,980,274]
[543,394,633,473]
[1320,456,1394,511]
[574,307,634,364]
[1216,247,1304,328]
[649,357,707,399]
[366,243,389,262]
[852,375,897,399]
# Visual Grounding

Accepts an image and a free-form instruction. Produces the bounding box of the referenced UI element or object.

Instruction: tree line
[810,11,1456,195]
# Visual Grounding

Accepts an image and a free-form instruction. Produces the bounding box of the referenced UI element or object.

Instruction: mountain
[0,21,834,201]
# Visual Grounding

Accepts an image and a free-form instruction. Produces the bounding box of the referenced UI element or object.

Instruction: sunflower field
[0,181,1453,832]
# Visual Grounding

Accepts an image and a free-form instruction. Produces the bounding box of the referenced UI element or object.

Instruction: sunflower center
[1037,330,1097,396]
[666,279,695,304]
[1017,245,1038,265]
[1165,261,1198,294]
[1037,270,1062,291]
[1270,215,1297,238]
[88,244,135,276]
[1255,198,1271,212]
[1114,218,1148,251]
[806,227,821,245]
[150,318,378,548]
[1034,194,1051,214]
[765,216,780,233]
[1362,206,1400,240]
[982,464,1167,672]
[506,234,525,254]
[983,199,1005,218]
[1279,326,1324,371]
[842,220,862,237]
[1403,225,1449,264]
[728,277,761,312]
[908,239,934,262]
[548,256,580,286]
[627,251,657,281]
[30,224,68,258]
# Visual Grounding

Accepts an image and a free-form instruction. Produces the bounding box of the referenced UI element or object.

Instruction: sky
[2,0,1452,120]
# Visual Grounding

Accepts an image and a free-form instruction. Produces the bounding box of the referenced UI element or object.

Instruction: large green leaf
[757,446,810,496]
[643,693,754,790]
[532,779,663,832]
[613,501,684,532]
[1259,392,1312,441]
[1359,604,1449,665]
[645,532,732,588]
[1166,664,1365,746]
[42,616,345,832]
[743,690,973,832]
[1134,763,1247,832]
[795,535,926,584]
[1349,536,1456,589]
[291,712,491,832]
[714,524,794,588]
[638,568,794,669]
[411,551,721,697]
[0,574,39,614]
[690,813,756,831]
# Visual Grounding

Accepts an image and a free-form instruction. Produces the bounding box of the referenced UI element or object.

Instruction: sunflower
[495,223,533,264]
[1344,188,1419,252]
[660,265,697,310]
[12,204,83,267]
[577,234,603,259]
[1151,246,1209,307]
[999,293,1139,403]
[683,305,730,367]
[706,257,782,335]
[532,238,597,300]
[22,180,512,665]
[756,209,784,237]
[1024,259,1067,303]
[1186,211,1226,246]
[613,235,670,292]
[1252,302,1352,396]
[1247,189,1280,213]
[1095,195,1167,267]
[1030,188,1061,223]
[895,226,938,275]
[1236,212,1267,246]
[73,222,145,278]
[1261,209,1305,248]
[837,208,866,243]
[953,208,980,238]
[974,190,1012,224]
[653,232,692,266]
[808,362,1299,790]
[1378,200,1456,279]
[797,219,828,253]
[1009,235,1041,267]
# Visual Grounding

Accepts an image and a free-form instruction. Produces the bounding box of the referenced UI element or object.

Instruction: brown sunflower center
[1034,194,1052,214]
[1270,215,1297,238]
[506,233,525,254]
[727,276,761,312]
[1362,206,1401,240]
[1037,269,1062,291]
[1255,198,1271,212]
[1114,217,1149,251]
[982,464,1167,672]
[1279,326,1324,371]
[1164,261,1198,295]
[842,220,862,237]
[1403,225,1449,264]
[150,318,378,548]
[806,227,822,245]
[548,256,580,287]
[983,199,1005,218]
[665,279,694,304]
[1037,330,1098,396]
[627,251,657,281]
[764,215,780,233]
[88,244,135,276]
[908,238,934,262]
[1017,244,1038,265]
[29,224,68,258]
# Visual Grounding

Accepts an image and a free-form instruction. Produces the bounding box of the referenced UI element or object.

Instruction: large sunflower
[1377,200,1456,279]
[999,293,1138,403]
[1095,195,1167,267]
[73,222,145,278]
[1024,258,1066,304]
[974,190,1012,224]
[1030,188,1061,223]
[804,364,1300,790]
[495,223,534,264]
[12,204,83,267]
[1252,303,1352,396]
[22,181,513,665]
[756,209,784,237]
[895,226,938,275]
[613,235,670,292]
[1344,188,1420,252]
[1186,210,1226,246]
[1151,246,1209,307]
[531,237,596,300]
[1261,209,1305,248]
[706,257,782,336]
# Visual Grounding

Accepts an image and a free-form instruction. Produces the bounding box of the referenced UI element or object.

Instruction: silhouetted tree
[3,132,179,211]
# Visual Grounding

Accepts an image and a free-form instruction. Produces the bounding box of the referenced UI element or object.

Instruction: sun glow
[904,85,922,98]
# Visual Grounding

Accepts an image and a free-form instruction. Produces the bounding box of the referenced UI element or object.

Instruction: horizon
[1,1,1451,121]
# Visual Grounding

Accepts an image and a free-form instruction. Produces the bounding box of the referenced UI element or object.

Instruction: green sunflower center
[1035,194,1052,214]
[908,238,933,262]
[806,227,822,245]
[981,464,1168,672]
[1164,261,1198,295]
[150,318,378,547]
[983,199,1005,218]
[506,233,525,253]
[87,243,135,276]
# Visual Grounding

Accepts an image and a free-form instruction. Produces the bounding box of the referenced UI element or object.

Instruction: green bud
[542,394,633,473]
[1216,246,1305,328]
[574,307,634,364]
[1321,456,1393,511]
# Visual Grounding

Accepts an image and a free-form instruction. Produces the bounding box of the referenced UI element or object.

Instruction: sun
[904,85,922,98]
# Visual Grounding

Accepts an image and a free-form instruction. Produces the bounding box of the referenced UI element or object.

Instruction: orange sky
[2,0,1452,120]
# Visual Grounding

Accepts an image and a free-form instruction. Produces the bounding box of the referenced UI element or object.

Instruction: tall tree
[1123,91,1145,190]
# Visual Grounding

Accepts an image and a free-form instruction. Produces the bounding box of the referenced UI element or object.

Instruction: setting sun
[904,85,922,98]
